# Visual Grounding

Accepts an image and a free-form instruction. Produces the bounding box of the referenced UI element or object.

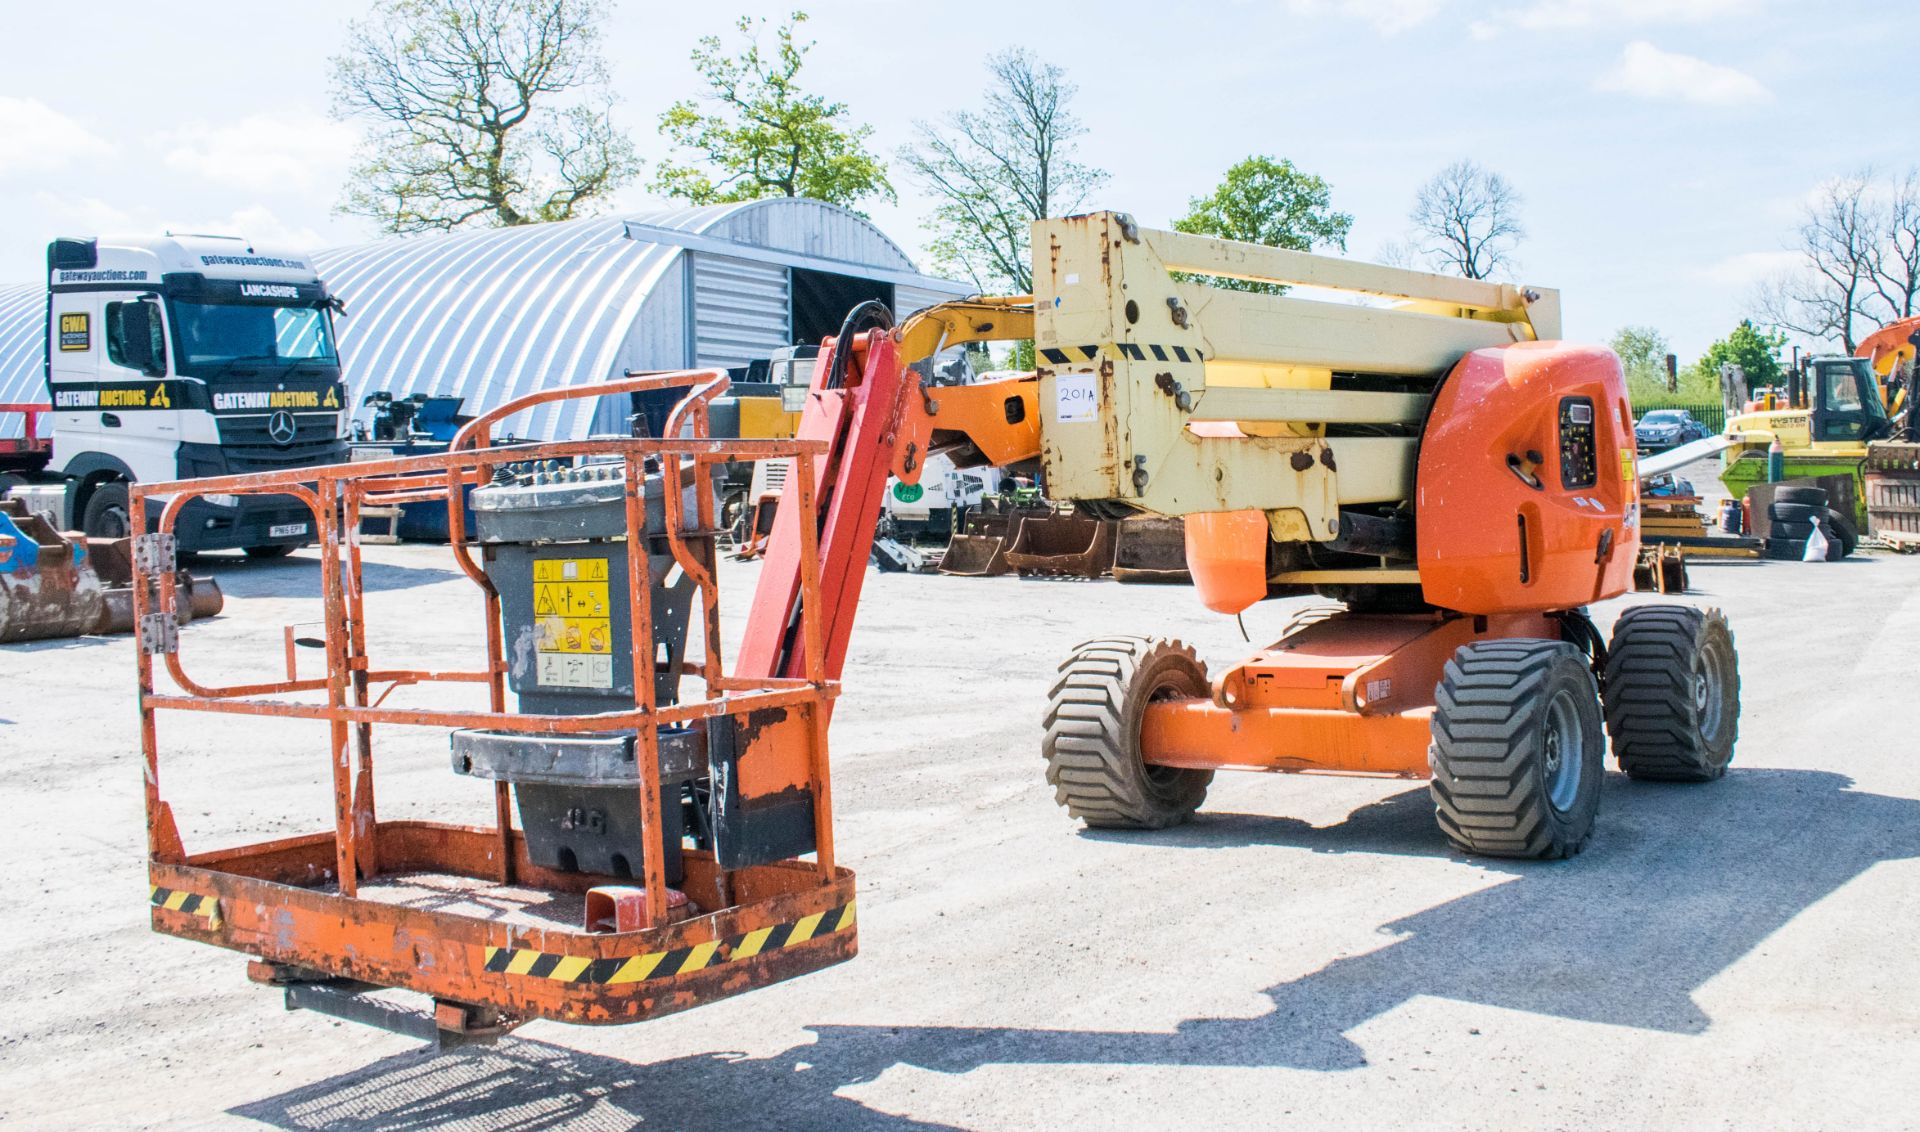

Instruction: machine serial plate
[533,557,614,689]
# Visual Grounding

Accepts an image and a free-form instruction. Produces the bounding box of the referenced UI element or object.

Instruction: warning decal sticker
[533,557,613,689]
[58,312,89,352]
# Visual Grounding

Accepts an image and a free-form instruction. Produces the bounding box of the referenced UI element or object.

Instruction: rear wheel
[1429,640,1603,859]
[82,481,131,539]
[1603,605,1739,781]
[1042,636,1212,829]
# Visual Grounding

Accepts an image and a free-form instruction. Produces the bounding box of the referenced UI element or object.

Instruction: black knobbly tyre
[1770,485,1829,508]
[1042,636,1212,829]
[1603,605,1740,782]
[1766,501,1821,524]
[1429,639,1604,859]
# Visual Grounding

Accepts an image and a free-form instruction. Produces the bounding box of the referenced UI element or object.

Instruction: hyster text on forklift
[10,234,348,555]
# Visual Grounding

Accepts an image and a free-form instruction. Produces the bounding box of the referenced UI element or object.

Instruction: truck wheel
[82,481,132,539]
[1042,636,1212,829]
[243,545,298,560]
[1429,639,1603,859]
[1603,606,1739,782]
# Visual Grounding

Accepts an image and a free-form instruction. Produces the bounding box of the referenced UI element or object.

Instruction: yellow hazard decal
[533,557,613,688]
[149,884,222,929]
[1619,447,1636,484]
[482,900,854,985]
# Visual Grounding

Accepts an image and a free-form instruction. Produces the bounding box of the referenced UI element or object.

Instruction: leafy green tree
[1699,320,1788,395]
[1172,157,1353,295]
[1609,325,1672,398]
[652,12,892,210]
[331,0,639,233]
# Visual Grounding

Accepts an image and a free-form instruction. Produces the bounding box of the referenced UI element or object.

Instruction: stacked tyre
[1762,485,1857,560]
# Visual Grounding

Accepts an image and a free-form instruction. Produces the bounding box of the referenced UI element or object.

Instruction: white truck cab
[40,234,347,554]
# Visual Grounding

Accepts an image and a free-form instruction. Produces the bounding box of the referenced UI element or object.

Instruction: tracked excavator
[131,213,1740,1044]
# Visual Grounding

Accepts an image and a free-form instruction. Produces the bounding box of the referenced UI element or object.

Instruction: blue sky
[1,0,1912,360]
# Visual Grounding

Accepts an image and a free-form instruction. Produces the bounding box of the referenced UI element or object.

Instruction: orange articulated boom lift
[133,212,1740,1045]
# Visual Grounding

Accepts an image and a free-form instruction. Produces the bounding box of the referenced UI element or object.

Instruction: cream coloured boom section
[1029,211,1560,540]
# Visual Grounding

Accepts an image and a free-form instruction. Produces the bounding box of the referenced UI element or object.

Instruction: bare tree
[1871,169,1920,321]
[1756,171,1920,352]
[332,0,640,233]
[1407,159,1525,280]
[900,49,1108,292]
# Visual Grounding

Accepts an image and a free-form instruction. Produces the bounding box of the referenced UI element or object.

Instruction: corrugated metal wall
[0,284,45,436]
[692,253,790,368]
[895,282,967,321]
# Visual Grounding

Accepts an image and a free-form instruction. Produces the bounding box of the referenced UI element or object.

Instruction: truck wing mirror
[115,299,168,377]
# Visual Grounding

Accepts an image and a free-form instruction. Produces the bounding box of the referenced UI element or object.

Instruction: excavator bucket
[0,499,104,643]
[1111,516,1191,584]
[1002,513,1118,578]
[938,509,1019,576]
[0,501,222,643]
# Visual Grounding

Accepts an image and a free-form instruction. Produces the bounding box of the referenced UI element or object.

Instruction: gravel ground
[1,540,1916,1130]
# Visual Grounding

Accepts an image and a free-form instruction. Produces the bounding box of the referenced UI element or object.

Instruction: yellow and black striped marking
[1039,343,1205,366]
[482,900,855,986]
[149,884,222,929]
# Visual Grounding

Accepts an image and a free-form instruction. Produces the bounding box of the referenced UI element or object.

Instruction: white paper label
[1054,372,1098,423]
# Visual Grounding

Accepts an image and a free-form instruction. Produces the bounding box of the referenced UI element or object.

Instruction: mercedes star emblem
[267,410,298,446]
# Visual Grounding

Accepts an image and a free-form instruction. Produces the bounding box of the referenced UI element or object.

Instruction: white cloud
[1513,0,1758,30]
[0,97,112,174]
[30,192,323,252]
[1698,250,1801,286]
[31,191,137,234]
[1280,0,1447,34]
[159,114,359,193]
[1595,41,1771,107]
[161,206,327,252]
[1472,0,1761,38]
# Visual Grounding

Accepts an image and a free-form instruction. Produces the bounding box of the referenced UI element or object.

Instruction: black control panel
[1558,396,1598,489]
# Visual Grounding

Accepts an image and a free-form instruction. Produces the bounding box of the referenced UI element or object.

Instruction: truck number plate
[533,557,614,689]
[269,523,308,538]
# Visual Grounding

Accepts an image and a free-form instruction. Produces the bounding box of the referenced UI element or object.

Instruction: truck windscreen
[170,301,337,373]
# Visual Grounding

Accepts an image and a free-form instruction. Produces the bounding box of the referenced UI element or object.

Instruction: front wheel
[1603,605,1739,781]
[1042,636,1213,829]
[82,481,132,539]
[1429,639,1604,859]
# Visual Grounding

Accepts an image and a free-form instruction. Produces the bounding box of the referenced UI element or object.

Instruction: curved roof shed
[0,198,968,441]
[315,198,967,441]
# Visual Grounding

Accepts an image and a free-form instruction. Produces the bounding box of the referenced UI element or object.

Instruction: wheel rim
[1695,634,1731,744]
[1143,680,1190,789]
[1542,688,1586,812]
[97,503,129,539]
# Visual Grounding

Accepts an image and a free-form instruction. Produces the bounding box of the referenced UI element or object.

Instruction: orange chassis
[136,372,855,1037]
[1140,611,1562,778]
